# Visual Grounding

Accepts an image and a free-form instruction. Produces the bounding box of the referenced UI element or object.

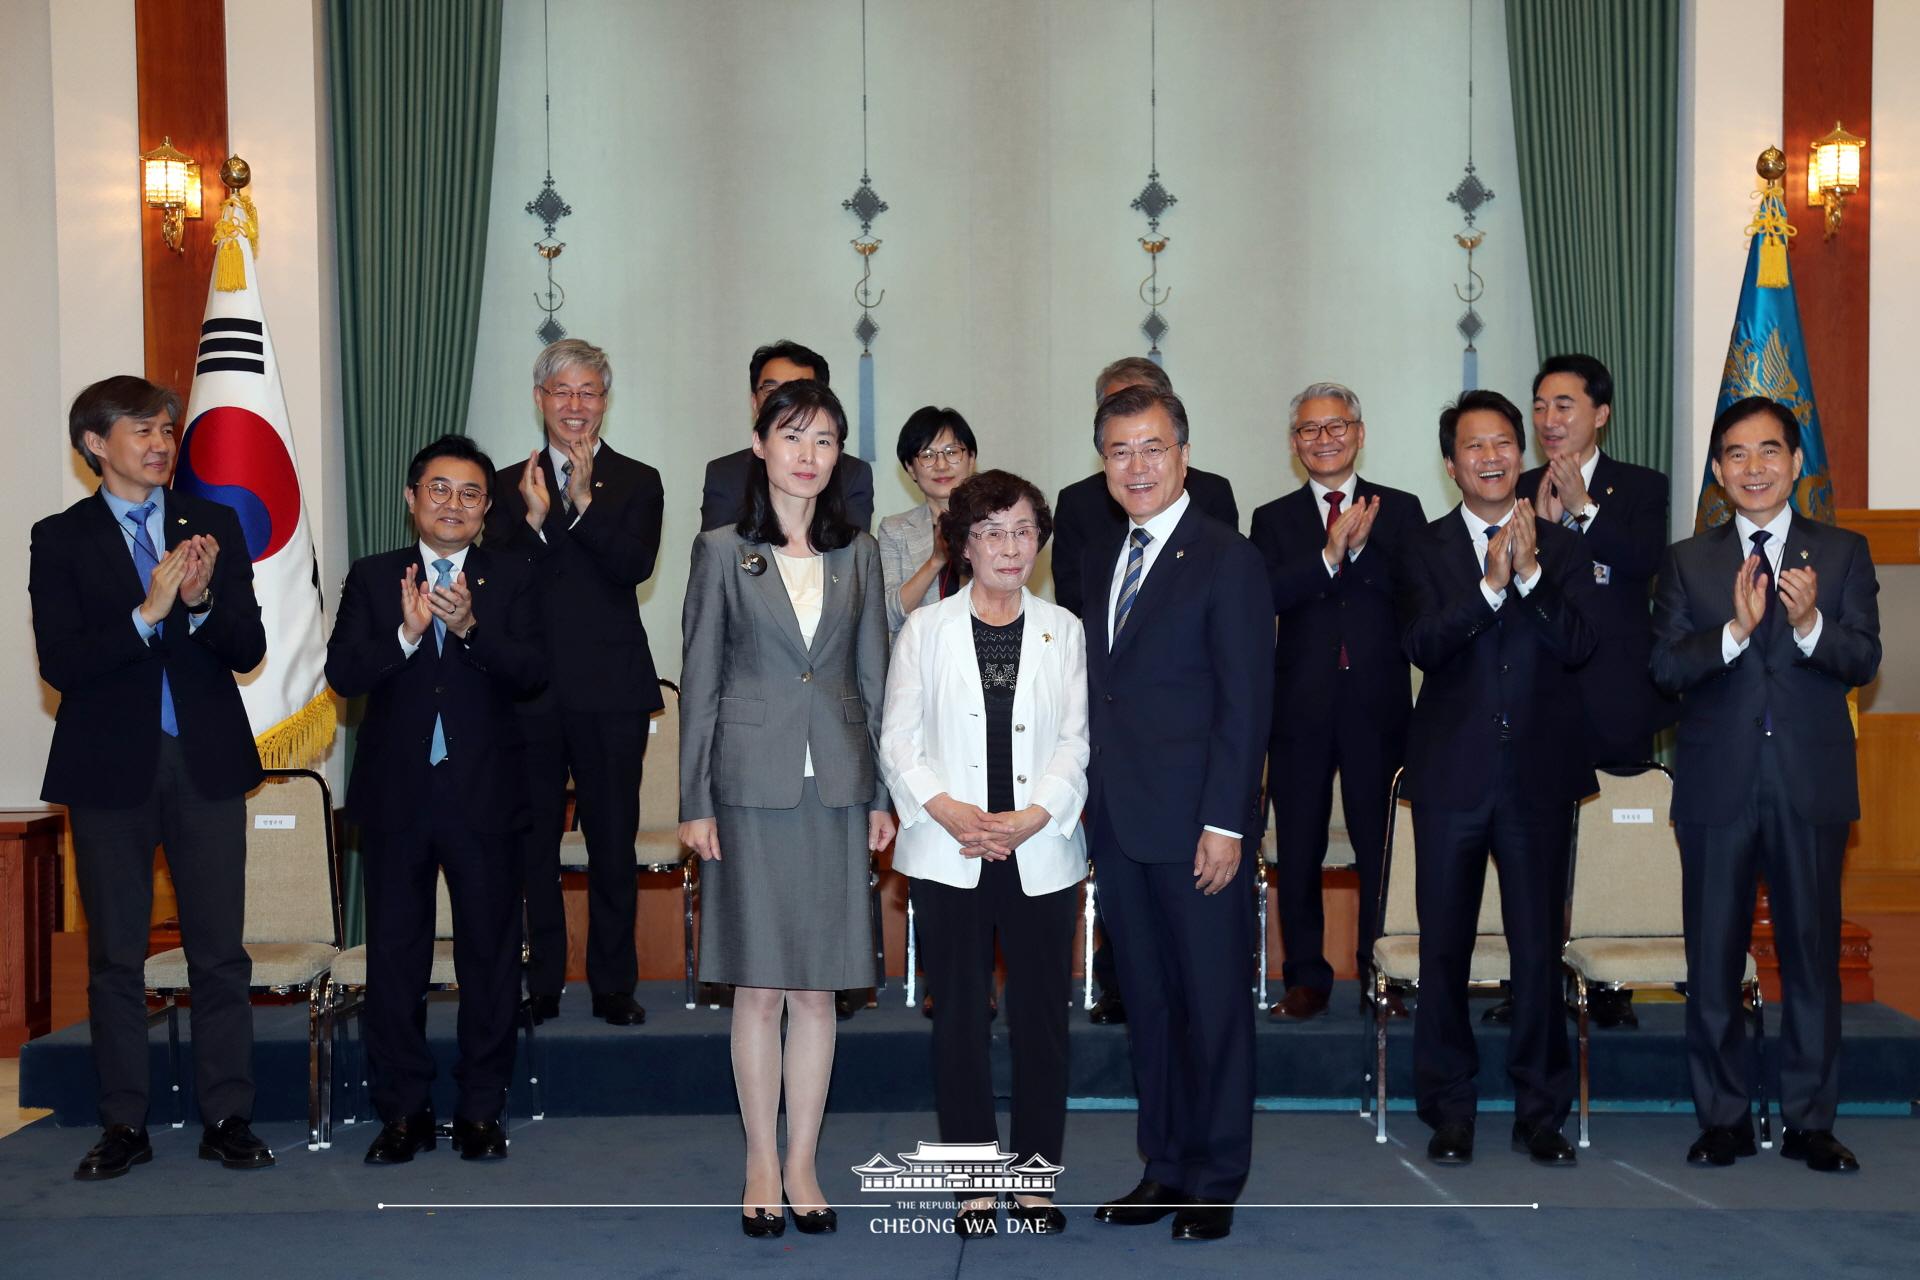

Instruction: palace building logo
[854,1141,1063,1195]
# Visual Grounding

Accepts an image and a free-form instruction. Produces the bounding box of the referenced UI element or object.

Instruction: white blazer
[880,587,1089,894]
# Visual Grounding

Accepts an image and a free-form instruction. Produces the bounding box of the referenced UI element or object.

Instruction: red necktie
[1326,491,1349,670]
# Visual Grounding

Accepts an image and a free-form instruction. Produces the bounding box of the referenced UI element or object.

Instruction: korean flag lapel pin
[1175,548,1186,560]
[1799,549,1810,561]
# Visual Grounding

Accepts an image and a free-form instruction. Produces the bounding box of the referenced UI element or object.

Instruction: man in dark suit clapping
[488,339,664,1028]
[1249,381,1425,1023]
[1652,396,1880,1173]
[1399,390,1598,1169]
[1083,386,1272,1242]
[31,376,273,1180]
[327,436,546,1165]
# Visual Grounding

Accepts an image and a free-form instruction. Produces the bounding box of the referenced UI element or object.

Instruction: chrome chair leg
[308,978,326,1150]
[1750,979,1772,1149]
[904,893,918,1007]
[1575,973,1592,1149]
[1374,970,1390,1143]
[1256,868,1270,1008]
[165,1000,185,1128]
[682,860,697,1010]
[1082,869,1097,1011]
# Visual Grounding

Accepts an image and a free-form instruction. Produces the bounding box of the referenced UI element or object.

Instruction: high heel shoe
[789,1200,838,1234]
[954,1199,998,1237]
[741,1204,786,1238]
[1006,1200,1067,1233]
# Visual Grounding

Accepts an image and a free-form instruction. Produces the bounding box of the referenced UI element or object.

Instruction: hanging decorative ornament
[840,0,888,465]
[525,0,573,346]
[1445,0,1494,391]
[1131,0,1176,362]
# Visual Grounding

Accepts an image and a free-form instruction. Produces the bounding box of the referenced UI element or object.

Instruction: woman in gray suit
[880,470,1088,1237]
[679,380,895,1239]
[876,406,977,635]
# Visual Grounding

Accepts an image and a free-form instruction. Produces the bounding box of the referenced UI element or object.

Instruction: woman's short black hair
[895,406,978,469]
[735,380,858,552]
[1709,396,1802,458]
[1437,389,1526,459]
[938,470,1053,582]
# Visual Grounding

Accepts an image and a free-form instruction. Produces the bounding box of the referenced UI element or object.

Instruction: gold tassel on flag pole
[212,156,260,293]
[1747,147,1795,289]
[254,688,338,769]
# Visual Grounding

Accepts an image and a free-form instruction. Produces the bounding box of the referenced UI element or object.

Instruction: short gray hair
[1094,356,1171,403]
[1289,381,1362,426]
[533,338,612,393]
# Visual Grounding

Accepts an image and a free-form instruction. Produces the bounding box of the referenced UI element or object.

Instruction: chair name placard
[1611,808,1655,825]
[253,814,297,830]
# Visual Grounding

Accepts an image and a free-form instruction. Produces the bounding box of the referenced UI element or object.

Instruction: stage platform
[18,981,1920,1128]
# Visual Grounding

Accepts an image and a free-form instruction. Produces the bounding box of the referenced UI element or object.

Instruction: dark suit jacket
[1052,466,1237,618]
[1650,517,1880,826]
[1399,510,1600,809]
[1249,478,1426,749]
[325,544,546,833]
[1083,502,1273,861]
[32,489,266,807]
[486,443,665,717]
[699,448,874,533]
[1518,452,1677,754]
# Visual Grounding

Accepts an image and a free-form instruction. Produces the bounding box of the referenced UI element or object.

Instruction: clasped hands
[518,433,599,530]
[1730,553,1819,643]
[399,562,476,645]
[1533,454,1591,524]
[138,535,219,626]
[1480,499,1542,593]
[926,794,1052,861]
[1322,495,1381,569]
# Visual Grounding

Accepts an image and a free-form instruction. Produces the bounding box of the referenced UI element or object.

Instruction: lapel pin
[1175,549,1186,559]
[739,551,767,576]
[1605,485,1615,495]
[1799,549,1809,561]
[1042,632,1052,644]
[593,480,603,488]
[177,517,188,525]
[831,574,840,584]
[476,577,486,586]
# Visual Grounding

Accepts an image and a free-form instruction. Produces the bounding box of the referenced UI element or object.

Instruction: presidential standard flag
[1693,164,1837,533]
[174,184,334,765]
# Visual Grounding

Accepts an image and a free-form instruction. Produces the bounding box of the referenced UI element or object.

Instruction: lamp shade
[1811,122,1865,198]
[141,137,193,208]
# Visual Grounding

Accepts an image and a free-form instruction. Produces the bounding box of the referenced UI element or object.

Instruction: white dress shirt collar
[1732,506,1794,571]
[1307,473,1358,511]
[547,439,602,481]
[416,541,473,579]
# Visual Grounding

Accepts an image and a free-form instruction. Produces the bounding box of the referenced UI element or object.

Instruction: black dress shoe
[835,990,859,1020]
[790,1203,838,1234]
[364,1111,436,1165]
[1170,1201,1233,1241]
[1361,988,1410,1019]
[955,1202,998,1236]
[450,1117,509,1160]
[1006,1201,1067,1233]
[199,1116,275,1170]
[1088,992,1128,1025]
[591,992,646,1025]
[74,1125,151,1181]
[1427,1121,1475,1165]
[529,993,561,1023]
[1780,1128,1860,1172]
[1587,988,1639,1029]
[1512,1120,1576,1166]
[1481,996,1514,1024]
[742,1207,787,1238]
[1094,1178,1185,1225]
[1686,1124,1757,1167]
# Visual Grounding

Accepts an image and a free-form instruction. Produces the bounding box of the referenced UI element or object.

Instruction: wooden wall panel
[1839,508,1920,565]
[1783,0,1872,507]
[1844,712,1920,912]
[135,0,227,400]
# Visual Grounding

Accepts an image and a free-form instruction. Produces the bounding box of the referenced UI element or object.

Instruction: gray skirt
[700,777,876,990]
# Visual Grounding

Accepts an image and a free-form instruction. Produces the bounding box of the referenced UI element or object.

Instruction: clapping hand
[399,563,436,645]
[1545,453,1592,515]
[1508,499,1541,580]
[1324,495,1381,567]
[426,571,475,640]
[1778,564,1819,638]
[1482,523,1515,592]
[563,435,597,514]
[1730,554,1769,644]
[518,449,550,530]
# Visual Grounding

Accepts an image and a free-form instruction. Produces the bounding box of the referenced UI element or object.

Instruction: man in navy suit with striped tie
[31,376,272,1180]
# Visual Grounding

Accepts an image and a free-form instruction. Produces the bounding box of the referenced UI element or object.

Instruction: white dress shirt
[1460,503,1541,610]
[398,541,473,656]
[1720,507,1823,663]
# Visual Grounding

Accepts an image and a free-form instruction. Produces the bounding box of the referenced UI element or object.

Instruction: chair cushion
[146,942,337,992]
[1562,936,1756,987]
[1372,935,1511,984]
[328,941,459,990]
[558,829,686,873]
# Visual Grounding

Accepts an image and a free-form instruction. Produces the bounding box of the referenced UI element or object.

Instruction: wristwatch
[186,588,214,615]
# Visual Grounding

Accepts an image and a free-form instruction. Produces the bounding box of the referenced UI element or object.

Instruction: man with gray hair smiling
[1250,382,1426,1022]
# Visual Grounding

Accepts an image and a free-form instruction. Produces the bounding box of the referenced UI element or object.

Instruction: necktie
[559,459,575,517]
[429,557,452,764]
[1325,491,1349,669]
[1112,528,1152,641]
[1481,524,1502,575]
[125,503,179,737]
[1749,530,1777,735]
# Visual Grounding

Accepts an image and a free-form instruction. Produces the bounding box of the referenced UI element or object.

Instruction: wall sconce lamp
[139,136,202,253]
[1805,121,1865,241]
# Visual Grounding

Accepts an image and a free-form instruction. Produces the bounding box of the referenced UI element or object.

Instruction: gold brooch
[1042,632,1052,643]
[1605,486,1614,495]
[1799,549,1809,561]
[177,517,188,524]
[476,577,487,586]
[1175,549,1186,559]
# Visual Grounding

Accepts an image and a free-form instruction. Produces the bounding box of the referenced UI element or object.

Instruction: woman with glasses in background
[879,470,1087,1238]
[877,407,978,637]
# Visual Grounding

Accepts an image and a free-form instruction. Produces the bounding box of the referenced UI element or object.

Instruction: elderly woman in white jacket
[880,469,1087,1239]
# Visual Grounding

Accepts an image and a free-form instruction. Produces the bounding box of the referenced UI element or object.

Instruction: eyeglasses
[419,479,488,509]
[968,525,1041,548]
[916,444,971,466]
[540,386,605,406]
[1102,442,1176,466]
[1293,418,1358,442]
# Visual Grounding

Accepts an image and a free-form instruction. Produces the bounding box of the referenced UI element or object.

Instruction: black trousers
[1270,693,1399,992]
[1410,759,1573,1131]
[519,708,648,998]
[1090,804,1255,1202]
[1678,741,1847,1131]
[912,859,1077,1170]
[68,735,253,1129]
[362,763,524,1123]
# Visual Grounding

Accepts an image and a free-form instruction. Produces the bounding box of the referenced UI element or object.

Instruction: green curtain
[1504,0,1679,474]
[329,0,504,940]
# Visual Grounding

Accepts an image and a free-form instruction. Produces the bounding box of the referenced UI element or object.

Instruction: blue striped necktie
[1750,530,1777,735]
[1113,527,1152,641]
[125,503,178,737]
[429,557,452,764]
